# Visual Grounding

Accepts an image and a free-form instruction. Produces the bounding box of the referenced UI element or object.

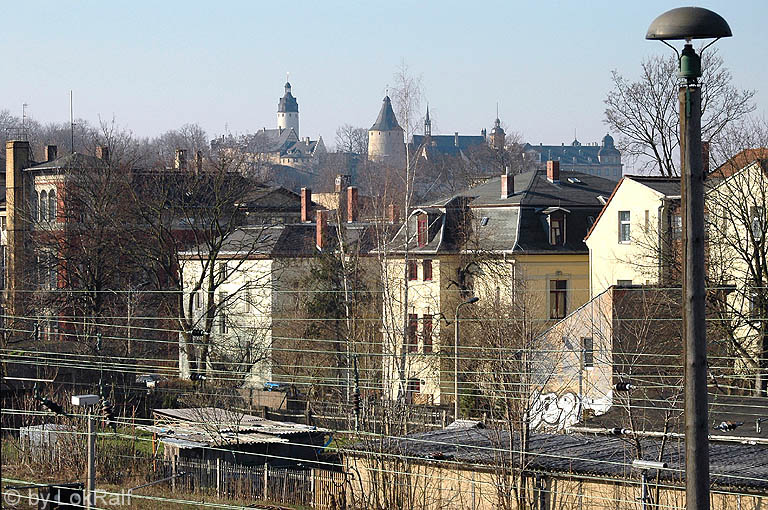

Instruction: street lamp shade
[646,7,731,41]
[465,296,480,304]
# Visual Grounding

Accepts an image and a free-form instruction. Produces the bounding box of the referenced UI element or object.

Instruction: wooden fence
[158,459,346,509]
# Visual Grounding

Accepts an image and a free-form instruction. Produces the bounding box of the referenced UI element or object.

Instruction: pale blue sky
[3,1,766,169]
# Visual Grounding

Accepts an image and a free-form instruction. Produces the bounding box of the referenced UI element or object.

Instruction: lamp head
[646,7,731,83]
[646,7,731,41]
[466,296,480,304]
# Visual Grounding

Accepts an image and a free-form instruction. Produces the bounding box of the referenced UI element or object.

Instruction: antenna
[496,102,499,119]
[70,90,75,153]
[286,71,290,83]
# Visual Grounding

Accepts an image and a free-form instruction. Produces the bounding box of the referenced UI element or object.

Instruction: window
[193,291,201,309]
[618,211,630,243]
[244,280,252,312]
[417,214,428,247]
[644,210,649,232]
[40,190,48,221]
[550,217,564,245]
[750,206,765,239]
[422,260,433,281]
[671,213,682,240]
[582,337,594,369]
[617,279,633,287]
[423,316,433,353]
[407,314,418,352]
[218,262,228,282]
[407,260,418,281]
[549,279,567,319]
[218,292,228,334]
[49,190,57,221]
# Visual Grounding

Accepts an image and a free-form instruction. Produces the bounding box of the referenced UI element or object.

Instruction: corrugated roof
[355,427,768,490]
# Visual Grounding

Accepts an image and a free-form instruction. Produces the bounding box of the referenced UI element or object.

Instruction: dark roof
[579,393,768,442]
[388,170,617,254]
[626,175,681,196]
[370,96,401,131]
[524,142,604,165]
[356,425,768,490]
[27,152,108,172]
[278,83,298,113]
[411,134,486,157]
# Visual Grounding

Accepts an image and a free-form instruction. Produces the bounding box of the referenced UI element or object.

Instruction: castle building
[410,106,492,161]
[367,96,406,168]
[523,134,623,181]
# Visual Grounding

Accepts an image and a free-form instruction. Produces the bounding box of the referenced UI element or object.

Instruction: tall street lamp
[71,394,101,510]
[646,7,731,510]
[454,295,479,420]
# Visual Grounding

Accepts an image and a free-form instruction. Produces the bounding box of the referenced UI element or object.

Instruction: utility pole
[87,412,96,510]
[646,7,732,509]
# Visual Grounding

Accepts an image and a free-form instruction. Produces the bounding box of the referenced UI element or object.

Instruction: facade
[523,134,623,181]
[410,106,489,161]
[380,161,618,404]
[367,96,406,168]
[584,175,680,298]
[179,186,387,389]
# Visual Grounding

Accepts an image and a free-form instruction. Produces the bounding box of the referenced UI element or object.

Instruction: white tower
[277,81,299,137]
[367,95,405,167]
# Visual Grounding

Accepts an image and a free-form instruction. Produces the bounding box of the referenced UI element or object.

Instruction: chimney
[547,160,560,183]
[6,140,32,321]
[301,188,312,222]
[388,204,399,224]
[501,170,514,199]
[347,186,359,223]
[702,141,710,174]
[45,145,58,162]
[454,132,459,147]
[316,209,329,250]
[195,150,203,174]
[95,146,109,163]
[175,149,187,170]
[335,174,348,193]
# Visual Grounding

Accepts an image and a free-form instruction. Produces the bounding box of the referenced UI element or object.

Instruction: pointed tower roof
[370,96,402,131]
[278,82,298,113]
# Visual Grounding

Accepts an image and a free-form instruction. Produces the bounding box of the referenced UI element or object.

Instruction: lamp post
[646,8,732,510]
[454,296,479,420]
[71,394,101,510]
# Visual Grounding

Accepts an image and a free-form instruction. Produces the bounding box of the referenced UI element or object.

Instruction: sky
[2,1,767,170]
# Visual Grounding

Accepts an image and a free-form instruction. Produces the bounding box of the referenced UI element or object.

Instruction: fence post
[216,458,222,498]
[311,468,316,508]
[171,455,177,490]
[264,463,269,501]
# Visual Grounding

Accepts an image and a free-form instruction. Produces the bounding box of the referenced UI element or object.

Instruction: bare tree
[604,50,755,176]
[334,124,368,155]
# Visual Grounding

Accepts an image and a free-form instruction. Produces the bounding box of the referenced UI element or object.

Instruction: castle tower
[367,95,405,167]
[490,116,505,150]
[277,81,299,137]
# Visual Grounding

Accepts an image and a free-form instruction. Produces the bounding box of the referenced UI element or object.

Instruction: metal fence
[157,459,347,509]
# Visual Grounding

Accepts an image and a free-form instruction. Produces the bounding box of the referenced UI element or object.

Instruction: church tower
[424,104,432,138]
[490,116,505,150]
[367,95,406,167]
[277,80,299,137]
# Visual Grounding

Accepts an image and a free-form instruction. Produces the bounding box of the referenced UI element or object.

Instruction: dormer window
[542,207,570,246]
[417,214,428,247]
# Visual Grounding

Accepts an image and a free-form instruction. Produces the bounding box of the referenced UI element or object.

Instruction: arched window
[32,193,38,221]
[40,190,47,222]
[48,190,56,221]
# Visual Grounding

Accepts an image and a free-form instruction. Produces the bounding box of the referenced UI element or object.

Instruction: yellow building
[381,161,619,404]
[584,175,681,298]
